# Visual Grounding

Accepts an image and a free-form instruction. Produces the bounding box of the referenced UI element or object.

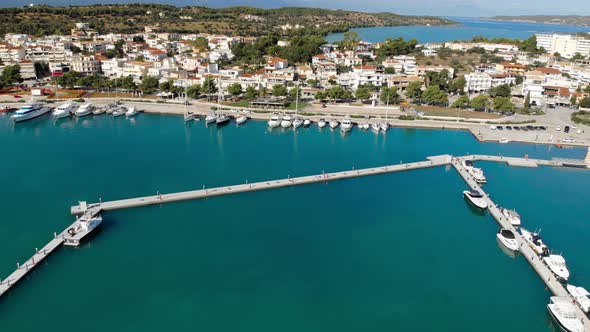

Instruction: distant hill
[490,15,590,28]
[0,4,454,37]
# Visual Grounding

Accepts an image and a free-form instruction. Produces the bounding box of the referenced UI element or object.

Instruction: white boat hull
[12,107,51,122]
[236,116,248,125]
[497,233,519,251]
[463,191,488,209]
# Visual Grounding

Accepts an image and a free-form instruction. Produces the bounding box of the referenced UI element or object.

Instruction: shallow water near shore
[0,112,588,331]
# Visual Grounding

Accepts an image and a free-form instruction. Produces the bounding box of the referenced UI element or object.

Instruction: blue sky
[3,0,590,17]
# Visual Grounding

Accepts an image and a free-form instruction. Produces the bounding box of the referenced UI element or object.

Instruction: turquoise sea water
[0,112,588,331]
[326,17,590,43]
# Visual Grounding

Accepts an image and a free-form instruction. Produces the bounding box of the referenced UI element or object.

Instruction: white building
[71,55,102,75]
[535,33,590,58]
[464,72,492,93]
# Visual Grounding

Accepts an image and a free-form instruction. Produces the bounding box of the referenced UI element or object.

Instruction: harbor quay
[1,153,589,330]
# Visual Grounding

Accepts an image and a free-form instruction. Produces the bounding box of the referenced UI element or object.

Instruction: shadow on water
[496,236,519,259]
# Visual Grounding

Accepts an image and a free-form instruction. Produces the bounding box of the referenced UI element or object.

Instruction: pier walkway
[3,153,590,330]
[453,158,590,329]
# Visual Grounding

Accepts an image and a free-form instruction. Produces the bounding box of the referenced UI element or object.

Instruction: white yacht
[329,119,339,129]
[292,117,303,129]
[64,214,103,247]
[303,119,312,127]
[371,122,381,133]
[11,103,51,122]
[112,106,127,117]
[501,208,521,226]
[547,296,584,332]
[75,103,94,117]
[318,118,327,128]
[463,190,488,209]
[462,160,487,183]
[125,107,139,117]
[520,228,549,256]
[381,122,389,132]
[359,122,369,130]
[236,114,248,125]
[268,114,281,128]
[341,117,353,132]
[543,254,570,281]
[566,284,590,314]
[496,228,519,251]
[216,112,230,125]
[281,114,293,128]
[205,111,217,124]
[53,102,77,119]
[184,111,196,122]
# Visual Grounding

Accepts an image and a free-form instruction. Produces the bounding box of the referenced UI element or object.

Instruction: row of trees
[451,95,514,112]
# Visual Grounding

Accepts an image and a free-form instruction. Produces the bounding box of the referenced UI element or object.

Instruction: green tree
[244,86,257,99]
[380,86,400,104]
[327,85,346,101]
[493,96,515,112]
[288,86,301,100]
[376,37,418,60]
[384,67,396,74]
[202,77,217,95]
[579,97,590,108]
[470,95,490,111]
[524,92,531,110]
[186,84,201,99]
[159,80,174,92]
[56,71,82,89]
[306,79,319,87]
[228,83,243,97]
[489,84,511,98]
[1,64,23,85]
[336,65,352,74]
[339,31,360,51]
[421,86,448,105]
[570,95,577,106]
[113,76,137,91]
[449,76,466,94]
[355,85,372,100]
[452,95,470,108]
[405,81,423,101]
[191,37,208,50]
[425,70,450,90]
[139,76,159,93]
[315,90,327,100]
[272,84,287,97]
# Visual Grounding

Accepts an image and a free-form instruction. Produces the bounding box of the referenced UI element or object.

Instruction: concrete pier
[452,158,590,329]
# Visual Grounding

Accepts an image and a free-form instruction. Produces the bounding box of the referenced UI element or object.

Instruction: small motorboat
[92,105,108,115]
[0,105,16,113]
[501,208,521,226]
[318,118,327,128]
[341,117,353,132]
[371,123,381,133]
[105,105,116,114]
[112,106,127,117]
[292,117,303,129]
[499,138,510,144]
[463,190,488,209]
[547,296,584,332]
[216,113,230,125]
[303,119,311,127]
[125,107,139,117]
[268,114,281,128]
[359,122,369,130]
[329,119,339,129]
[75,103,94,117]
[52,102,77,119]
[281,114,292,128]
[381,122,389,132]
[236,114,248,125]
[496,228,519,251]
[205,111,217,124]
[566,284,590,314]
[184,112,196,122]
[520,228,549,256]
[543,254,570,281]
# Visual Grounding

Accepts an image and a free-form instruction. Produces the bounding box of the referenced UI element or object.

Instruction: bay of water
[0,112,588,331]
[326,17,590,43]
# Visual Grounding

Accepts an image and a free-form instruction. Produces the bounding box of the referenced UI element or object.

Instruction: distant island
[489,15,590,27]
[0,4,454,37]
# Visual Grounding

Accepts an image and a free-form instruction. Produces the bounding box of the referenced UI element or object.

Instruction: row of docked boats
[7,102,140,123]
[458,159,587,331]
[268,113,389,133]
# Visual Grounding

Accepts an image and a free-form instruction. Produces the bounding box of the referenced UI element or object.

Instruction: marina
[1,112,590,332]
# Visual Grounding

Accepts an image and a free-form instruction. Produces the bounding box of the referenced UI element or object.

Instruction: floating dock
[452,158,590,329]
[2,153,590,331]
